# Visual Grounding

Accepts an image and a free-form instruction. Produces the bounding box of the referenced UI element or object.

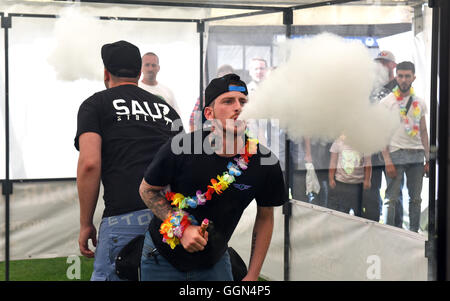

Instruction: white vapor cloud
[240,33,399,155]
[47,9,114,81]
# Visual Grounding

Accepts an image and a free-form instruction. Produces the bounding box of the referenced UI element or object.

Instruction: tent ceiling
[108,0,425,6]
[18,0,427,9]
[1,0,426,23]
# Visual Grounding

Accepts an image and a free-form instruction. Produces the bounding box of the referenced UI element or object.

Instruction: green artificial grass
[0,256,94,281]
[0,257,266,281]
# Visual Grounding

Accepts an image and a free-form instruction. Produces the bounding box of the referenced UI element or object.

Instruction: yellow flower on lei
[170,193,186,208]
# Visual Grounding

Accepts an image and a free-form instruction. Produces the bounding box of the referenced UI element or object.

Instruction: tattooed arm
[243,206,274,281]
[139,179,207,252]
[139,179,172,221]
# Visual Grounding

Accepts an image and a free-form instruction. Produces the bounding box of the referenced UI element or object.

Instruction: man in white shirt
[247,58,268,92]
[139,52,180,114]
[381,61,429,232]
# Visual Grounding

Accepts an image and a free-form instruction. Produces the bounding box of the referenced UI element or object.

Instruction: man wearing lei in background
[380,61,430,233]
[138,73,287,280]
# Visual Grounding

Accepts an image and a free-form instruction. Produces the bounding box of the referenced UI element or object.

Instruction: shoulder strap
[405,95,414,114]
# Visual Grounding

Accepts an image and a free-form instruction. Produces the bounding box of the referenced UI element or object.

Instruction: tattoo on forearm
[250,231,257,263]
[141,188,172,221]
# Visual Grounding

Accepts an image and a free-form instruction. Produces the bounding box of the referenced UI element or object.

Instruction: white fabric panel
[290,201,427,280]
[230,200,427,281]
[229,201,285,281]
[0,184,428,280]
[0,181,104,261]
[7,15,198,180]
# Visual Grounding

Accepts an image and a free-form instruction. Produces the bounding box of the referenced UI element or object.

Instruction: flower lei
[159,130,259,249]
[393,86,420,137]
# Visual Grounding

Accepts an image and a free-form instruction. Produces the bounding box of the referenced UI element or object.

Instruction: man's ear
[104,68,111,88]
[204,106,214,121]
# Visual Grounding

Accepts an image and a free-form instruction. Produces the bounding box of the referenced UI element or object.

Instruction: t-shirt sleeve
[74,95,102,151]
[420,98,428,117]
[255,160,287,207]
[329,140,340,153]
[143,139,177,187]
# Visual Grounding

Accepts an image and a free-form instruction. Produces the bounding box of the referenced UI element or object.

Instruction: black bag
[115,235,248,281]
[115,234,145,281]
[228,246,247,281]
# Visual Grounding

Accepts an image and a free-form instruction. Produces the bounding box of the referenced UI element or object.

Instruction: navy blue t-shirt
[144,129,287,272]
[75,84,182,217]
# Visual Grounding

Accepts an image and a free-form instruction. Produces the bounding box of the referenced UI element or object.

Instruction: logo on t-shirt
[112,99,173,125]
[341,150,361,175]
[233,183,252,191]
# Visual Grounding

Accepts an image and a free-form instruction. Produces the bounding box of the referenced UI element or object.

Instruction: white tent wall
[229,200,427,280]
[210,5,412,26]
[0,2,200,261]
[0,181,105,261]
[210,1,433,281]
[0,0,437,281]
[2,8,200,180]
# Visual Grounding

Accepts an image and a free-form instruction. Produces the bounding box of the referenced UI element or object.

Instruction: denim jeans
[140,231,233,281]
[328,181,363,216]
[91,209,153,281]
[383,149,424,232]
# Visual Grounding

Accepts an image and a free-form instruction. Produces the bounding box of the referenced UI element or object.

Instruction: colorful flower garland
[159,130,259,249]
[393,86,421,137]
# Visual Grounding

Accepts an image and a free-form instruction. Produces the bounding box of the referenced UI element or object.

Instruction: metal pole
[282,8,293,282]
[426,0,439,281]
[434,0,450,281]
[197,21,204,112]
[1,13,11,281]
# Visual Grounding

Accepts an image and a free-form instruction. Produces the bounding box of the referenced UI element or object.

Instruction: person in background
[189,64,235,132]
[381,61,429,232]
[365,50,399,222]
[372,50,398,101]
[140,52,181,115]
[328,135,372,217]
[247,57,268,92]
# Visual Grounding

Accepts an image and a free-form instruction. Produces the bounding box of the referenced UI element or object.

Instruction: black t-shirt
[144,130,287,272]
[74,84,183,218]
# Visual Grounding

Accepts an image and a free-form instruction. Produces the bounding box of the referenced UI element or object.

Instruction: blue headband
[228,85,246,93]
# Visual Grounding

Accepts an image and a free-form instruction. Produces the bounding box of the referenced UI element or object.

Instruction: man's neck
[141,78,158,86]
[400,91,410,98]
[214,132,246,158]
[399,88,412,98]
[109,81,137,88]
[388,72,394,82]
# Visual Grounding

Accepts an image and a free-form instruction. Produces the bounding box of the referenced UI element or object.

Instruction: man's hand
[363,179,371,190]
[385,163,397,179]
[180,225,208,253]
[79,224,97,258]
[329,178,336,189]
[424,162,429,177]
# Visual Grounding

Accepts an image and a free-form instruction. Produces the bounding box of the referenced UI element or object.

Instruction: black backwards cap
[101,40,142,78]
[204,73,248,108]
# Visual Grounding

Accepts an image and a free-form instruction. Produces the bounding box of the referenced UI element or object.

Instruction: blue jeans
[383,149,424,232]
[140,231,233,281]
[91,209,153,281]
